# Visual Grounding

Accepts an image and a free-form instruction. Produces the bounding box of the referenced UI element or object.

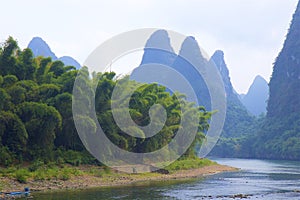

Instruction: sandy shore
[0,164,238,193]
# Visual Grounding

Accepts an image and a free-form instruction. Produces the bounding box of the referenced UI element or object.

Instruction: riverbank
[0,162,237,193]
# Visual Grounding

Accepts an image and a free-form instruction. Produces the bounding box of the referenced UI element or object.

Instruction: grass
[0,182,3,191]
[0,163,85,183]
[0,157,217,184]
[165,157,216,172]
[88,168,109,178]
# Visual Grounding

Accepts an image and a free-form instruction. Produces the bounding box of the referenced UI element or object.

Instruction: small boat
[1,188,30,199]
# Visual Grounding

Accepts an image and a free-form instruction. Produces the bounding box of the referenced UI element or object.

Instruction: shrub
[59,169,70,181]
[28,160,44,172]
[15,169,30,183]
[33,170,46,181]
[63,150,82,166]
[103,166,111,174]
[0,146,13,167]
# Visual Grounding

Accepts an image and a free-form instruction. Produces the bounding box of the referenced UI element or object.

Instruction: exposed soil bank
[0,164,238,193]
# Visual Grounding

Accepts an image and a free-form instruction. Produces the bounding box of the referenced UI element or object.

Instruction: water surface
[32,158,300,199]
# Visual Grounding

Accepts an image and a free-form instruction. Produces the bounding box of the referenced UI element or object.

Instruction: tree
[15,48,36,80]
[17,102,62,160]
[2,75,18,88]
[36,57,52,84]
[0,88,11,111]
[0,111,28,159]
[0,37,19,76]
[52,93,83,151]
[7,85,26,105]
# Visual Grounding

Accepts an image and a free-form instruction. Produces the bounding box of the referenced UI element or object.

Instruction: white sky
[0,0,298,93]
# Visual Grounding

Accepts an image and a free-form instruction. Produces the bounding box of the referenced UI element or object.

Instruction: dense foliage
[209,114,264,158]
[208,51,258,158]
[0,37,211,167]
[212,2,300,160]
[247,2,300,160]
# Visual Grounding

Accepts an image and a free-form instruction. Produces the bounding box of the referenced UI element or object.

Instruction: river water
[33,158,300,199]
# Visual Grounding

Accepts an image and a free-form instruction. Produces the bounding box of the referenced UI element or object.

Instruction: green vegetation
[0,37,211,171]
[0,158,217,184]
[251,2,300,160]
[211,2,300,161]
[210,114,264,158]
[165,157,215,172]
[0,163,84,183]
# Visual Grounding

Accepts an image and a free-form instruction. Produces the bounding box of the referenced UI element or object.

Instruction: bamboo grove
[0,37,211,166]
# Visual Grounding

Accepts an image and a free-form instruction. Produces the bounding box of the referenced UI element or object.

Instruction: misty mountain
[131,30,255,140]
[28,37,81,69]
[140,30,176,66]
[28,37,57,60]
[171,36,211,109]
[58,56,81,70]
[209,50,255,138]
[240,75,268,116]
[131,31,211,109]
[253,1,300,160]
[211,50,245,106]
[130,30,177,84]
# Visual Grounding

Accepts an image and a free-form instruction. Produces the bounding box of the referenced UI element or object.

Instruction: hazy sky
[0,0,298,93]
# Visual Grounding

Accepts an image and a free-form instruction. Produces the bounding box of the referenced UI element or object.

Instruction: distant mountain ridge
[28,37,57,60]
[210,50,244,106]
[140,30,176,66]
[28,37,81,69]
[171,36,211,109]
[209,50,255,138]
[131,30,255,139]
[58,56,81,70]
[240,75,269,116]
[131,31,211,109]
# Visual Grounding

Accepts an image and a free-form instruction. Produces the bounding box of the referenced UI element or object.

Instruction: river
[32,158,300,199]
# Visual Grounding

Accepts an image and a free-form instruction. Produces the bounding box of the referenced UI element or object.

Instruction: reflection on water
[33,158,300,199]
[165,158,300,199]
